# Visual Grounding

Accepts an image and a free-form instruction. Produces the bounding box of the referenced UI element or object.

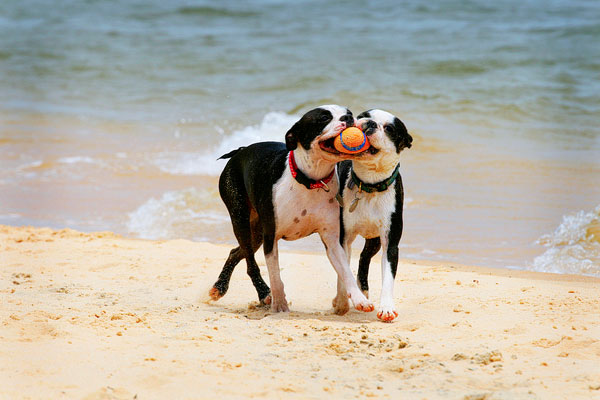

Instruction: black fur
[358,110,413,153]
[388,117,412,153]
[337,160,352,246]
[385,174,405,278]
[214,142,287,301]
[358,238,381,293]
[285,108,333,151]
[285,108,352,151]
[338,161,406,287]
[356,110,371,120]
[340,111,409,297]
[212,107,352,302]
[218,147,245,160]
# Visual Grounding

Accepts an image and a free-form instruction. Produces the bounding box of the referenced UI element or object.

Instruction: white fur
[264,105,373,313]
[339,109,404,321]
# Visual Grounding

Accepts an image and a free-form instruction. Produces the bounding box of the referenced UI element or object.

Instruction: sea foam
[154,112,298,176]
[532,205,600,277]
[127,187,228,241]
[57,156,97,164]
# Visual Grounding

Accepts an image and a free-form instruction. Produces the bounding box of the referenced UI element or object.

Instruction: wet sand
[1,225,599,399]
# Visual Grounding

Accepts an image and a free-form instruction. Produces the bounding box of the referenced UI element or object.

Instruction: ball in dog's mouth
[319,136,380,155]
[319,136,342,154]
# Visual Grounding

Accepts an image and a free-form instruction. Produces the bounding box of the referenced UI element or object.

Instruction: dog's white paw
[377,306,398,322]
[348,291,374,312]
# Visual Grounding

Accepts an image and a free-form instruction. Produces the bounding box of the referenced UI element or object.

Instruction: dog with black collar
[210,105,374,314]
[334,109,413,322]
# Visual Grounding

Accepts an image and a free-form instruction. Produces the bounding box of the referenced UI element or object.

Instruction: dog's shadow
[207,300,377,324]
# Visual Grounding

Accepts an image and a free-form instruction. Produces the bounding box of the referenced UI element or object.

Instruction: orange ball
[334,127,370,154]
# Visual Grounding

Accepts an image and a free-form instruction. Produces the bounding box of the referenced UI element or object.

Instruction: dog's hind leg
[246,215,271,304]
[210,211,270,303]
[357,237,381,298]
[211,168,270,302]
[210,246,244,300]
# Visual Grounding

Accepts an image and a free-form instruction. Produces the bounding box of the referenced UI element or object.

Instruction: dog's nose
[340,113,354,126]
[362,120,377,136]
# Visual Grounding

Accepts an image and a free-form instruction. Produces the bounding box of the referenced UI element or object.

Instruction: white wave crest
[154,112,298,176]
[532,205,600,276]
[127,187,228,240]
[57,156,97,164]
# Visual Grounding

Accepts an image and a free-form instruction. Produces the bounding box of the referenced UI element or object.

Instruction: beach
[2,0,599,398]
[2,225,599,399]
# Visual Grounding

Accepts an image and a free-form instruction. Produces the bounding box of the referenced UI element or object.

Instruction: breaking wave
[532,205,600,277]
[153,112,298,176]
[127,187,228,241]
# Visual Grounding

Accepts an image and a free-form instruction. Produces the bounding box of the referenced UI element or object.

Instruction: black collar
[350,164,400,193]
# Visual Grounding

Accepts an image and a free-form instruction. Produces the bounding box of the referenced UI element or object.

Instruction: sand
[1,225,599,399]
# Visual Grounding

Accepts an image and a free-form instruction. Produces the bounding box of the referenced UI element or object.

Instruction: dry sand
[1,225,599,399]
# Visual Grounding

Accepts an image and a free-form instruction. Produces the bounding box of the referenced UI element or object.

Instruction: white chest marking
[342,186,396,239]
[272,169,340,241]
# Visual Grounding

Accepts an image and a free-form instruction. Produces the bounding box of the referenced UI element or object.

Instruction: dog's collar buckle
[319,180,330,192]
[288,151,334,191]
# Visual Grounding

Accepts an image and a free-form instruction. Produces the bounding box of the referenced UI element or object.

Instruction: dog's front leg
[331,234,355,315]
[320,233,373,313]
[332,277,350,315]
[263,238,289,312]
[378,235,398,322]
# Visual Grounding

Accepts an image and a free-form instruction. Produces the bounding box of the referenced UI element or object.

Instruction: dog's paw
[349,291,374,312]
[355,301,375,312]
[209,286,223,301]
[260,294,272,306]
[332,294,350,315]
[356,278,369,299]
[270,298,289,313]
[377,308,398,323]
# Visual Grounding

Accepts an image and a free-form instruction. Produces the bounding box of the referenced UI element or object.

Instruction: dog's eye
[384,125,395,133]
[320,114,330,122]
[365,120,377,130]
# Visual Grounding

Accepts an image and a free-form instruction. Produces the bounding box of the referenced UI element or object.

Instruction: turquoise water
[1,0,599,274]
[2,0,598,133]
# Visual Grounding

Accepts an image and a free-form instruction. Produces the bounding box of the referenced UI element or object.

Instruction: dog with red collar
[210,105,374,314]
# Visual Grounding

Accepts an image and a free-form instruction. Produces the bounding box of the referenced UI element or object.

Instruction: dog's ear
[357,110,372,120]
[391,117,411,153]
[404,131,413,150]
[285,123,299,151]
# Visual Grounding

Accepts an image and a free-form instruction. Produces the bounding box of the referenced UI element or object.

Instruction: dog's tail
[217,147,246,160]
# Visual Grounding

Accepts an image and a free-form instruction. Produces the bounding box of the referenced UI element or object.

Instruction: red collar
[288,151,335,190]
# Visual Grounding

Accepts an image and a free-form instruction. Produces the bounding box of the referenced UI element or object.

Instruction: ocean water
[1,0,599,275]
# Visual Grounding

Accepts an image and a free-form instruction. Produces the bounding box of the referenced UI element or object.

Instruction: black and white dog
[334,109,413,322]
[210,105,374,314]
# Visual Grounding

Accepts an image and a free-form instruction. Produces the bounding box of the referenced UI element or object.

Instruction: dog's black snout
[363,120,377,136]
[340,113,354,126]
